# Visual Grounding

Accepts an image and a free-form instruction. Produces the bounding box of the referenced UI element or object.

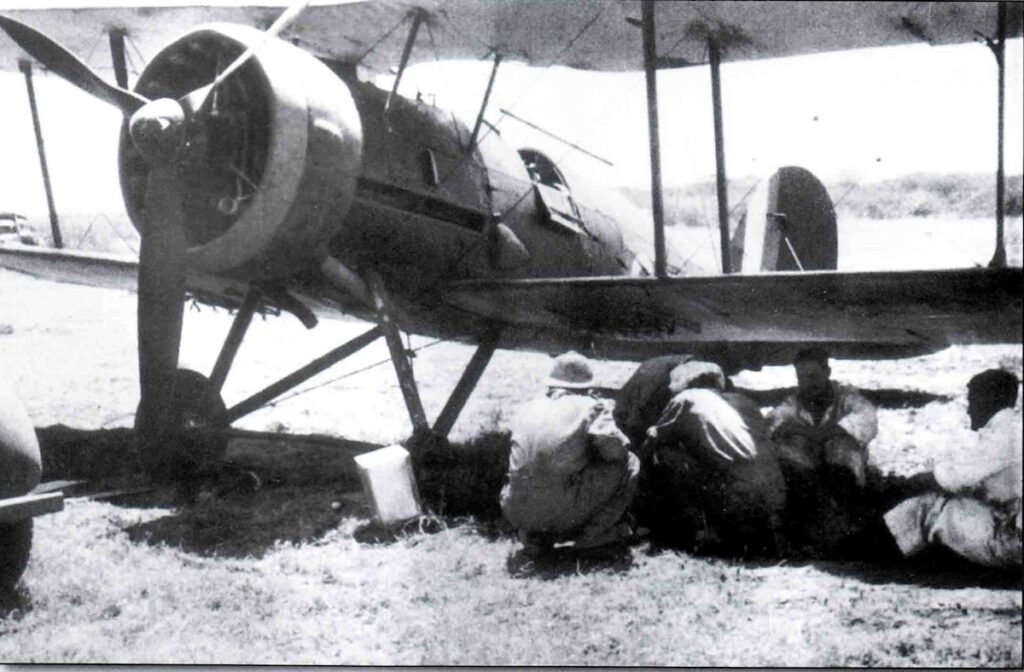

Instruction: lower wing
[440,268,1023,368]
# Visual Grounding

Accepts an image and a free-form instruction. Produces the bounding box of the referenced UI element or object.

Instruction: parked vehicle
[0,212,39,246]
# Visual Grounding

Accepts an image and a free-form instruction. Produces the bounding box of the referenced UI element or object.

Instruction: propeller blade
[187,0,311,114]
[136,164,188,481]
[0,15,148,114]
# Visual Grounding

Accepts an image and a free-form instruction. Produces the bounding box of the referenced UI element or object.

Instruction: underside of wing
[1,2,1021,77]
[0,245,138,293]
[0,246,259,312]
[440,267,1023,369]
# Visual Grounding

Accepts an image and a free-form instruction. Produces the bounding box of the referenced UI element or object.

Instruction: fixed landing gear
[136,368,228,483]
[133,276,503,488]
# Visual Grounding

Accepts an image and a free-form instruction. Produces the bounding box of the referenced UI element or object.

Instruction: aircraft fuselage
[117,23,642,342]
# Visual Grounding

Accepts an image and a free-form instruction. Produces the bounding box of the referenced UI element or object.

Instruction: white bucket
[353,444,422,526]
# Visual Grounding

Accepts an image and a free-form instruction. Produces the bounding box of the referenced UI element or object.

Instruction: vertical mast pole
[18,59,63,249]
[641,1,667,278]
[709,37,731,273]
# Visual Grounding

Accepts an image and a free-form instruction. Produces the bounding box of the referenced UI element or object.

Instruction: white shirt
[934,408,1023,503]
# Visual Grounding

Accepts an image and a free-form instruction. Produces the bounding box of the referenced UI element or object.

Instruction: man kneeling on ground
[642,361,787,557]
[884,369,1021,570]
[500,351,640,557]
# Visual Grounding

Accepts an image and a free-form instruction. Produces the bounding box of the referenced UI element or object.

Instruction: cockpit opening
[518,149,583,231]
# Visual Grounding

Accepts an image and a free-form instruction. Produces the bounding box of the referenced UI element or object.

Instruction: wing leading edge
[440,267,1024,368]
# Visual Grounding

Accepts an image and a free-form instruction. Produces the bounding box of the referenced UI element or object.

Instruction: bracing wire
[356,12,410,66]
[81,30,105,68]
[126,34,147,73]
[435,6,606,151]
[263,336,450,409]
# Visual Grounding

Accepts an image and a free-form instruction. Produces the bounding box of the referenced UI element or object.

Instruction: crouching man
[884,369,1022,569]
[642,361,788,557]
[500,352,639,556]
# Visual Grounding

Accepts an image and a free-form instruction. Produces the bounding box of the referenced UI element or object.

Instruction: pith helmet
[545,351,596,389]
[668,360,726,394]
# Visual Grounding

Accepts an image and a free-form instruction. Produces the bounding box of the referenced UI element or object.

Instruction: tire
[136,369,228,482]
[0,520,32,590]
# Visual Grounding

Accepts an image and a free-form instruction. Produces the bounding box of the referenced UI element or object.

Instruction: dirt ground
[0,216,1021,665]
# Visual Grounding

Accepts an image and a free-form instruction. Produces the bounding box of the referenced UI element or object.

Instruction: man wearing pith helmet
[500,351,640,557]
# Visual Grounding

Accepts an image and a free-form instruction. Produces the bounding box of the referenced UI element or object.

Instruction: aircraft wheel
[0,519,32,591]
[136,369,229,482]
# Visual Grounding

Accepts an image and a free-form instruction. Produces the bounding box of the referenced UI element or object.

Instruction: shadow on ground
[0,584,31,620]
[811,551,1024,590]
[36,425,375,558]
[736,387,951,409]
[123,483,366,558]
[34,425,514,560]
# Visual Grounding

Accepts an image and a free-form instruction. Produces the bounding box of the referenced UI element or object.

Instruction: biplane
[0,1,1021,490]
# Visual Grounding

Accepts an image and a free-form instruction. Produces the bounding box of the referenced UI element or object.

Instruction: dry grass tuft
[411,430,512,521]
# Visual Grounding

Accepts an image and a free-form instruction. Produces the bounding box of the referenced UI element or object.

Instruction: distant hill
[618,172,1024,227]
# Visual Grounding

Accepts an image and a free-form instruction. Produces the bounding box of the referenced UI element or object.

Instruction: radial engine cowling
[119,24,362,278]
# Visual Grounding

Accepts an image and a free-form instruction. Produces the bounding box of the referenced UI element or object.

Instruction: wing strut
[384,7,426,117]
[467,53,502,154]
[641,1,667,279]
[987,1,1008,269]
[709,37,732,274]
[17,59,62,249]
[108,28,128,89]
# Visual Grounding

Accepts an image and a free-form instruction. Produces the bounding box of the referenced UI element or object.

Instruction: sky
[0,31,1021,217]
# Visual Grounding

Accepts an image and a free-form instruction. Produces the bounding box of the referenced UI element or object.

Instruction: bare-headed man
[884,369,1021,569]
[768,347,877,555]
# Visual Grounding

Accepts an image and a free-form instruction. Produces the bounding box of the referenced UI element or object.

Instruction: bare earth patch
[0,216,1021,665]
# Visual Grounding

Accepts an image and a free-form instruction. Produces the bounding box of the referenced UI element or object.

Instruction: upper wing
[439,267,1023,367]
[2,2,1021,77]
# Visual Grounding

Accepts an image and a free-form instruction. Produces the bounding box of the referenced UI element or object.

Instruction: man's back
[934,407,1023,503]
[614,354,694,448]
[507,394,601,479]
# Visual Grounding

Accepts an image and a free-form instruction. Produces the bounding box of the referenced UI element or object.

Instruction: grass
[3,491,1019,665]
[2,392,1020,665]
